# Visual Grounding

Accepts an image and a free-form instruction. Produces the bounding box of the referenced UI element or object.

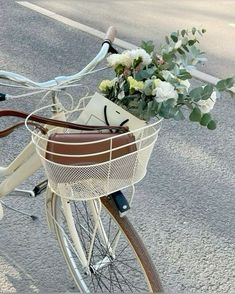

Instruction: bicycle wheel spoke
[110,265,124,292]
[53,196,160,293]
[114,259,144,274]
[73,203,88,256]
[111,263,147,292]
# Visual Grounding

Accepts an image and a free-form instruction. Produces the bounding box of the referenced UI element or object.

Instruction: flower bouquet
[99,28,234,130]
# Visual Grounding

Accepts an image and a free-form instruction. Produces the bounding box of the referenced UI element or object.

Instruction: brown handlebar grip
[104,26,117,44]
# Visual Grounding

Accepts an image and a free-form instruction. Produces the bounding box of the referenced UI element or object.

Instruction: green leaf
[135,67,156,81]
[140,40,155,54]
[159,101,177,119]
[138,99,147,117]
[207,120,217,130]
[216,77,234,92]
[170,32,178,43]
[188,39,197,46]
[133,56,142,68]
[189,87,204,101]
[128,97,139,108]
[165,36,170,44]
[155,102,162,115]
[181,29,187,37]
[174,108,185,120]
[201,84,214,100]
[200,113,212,126]
[202,28,206,33]
[177,48,185,55]
[182,45,189,52]
[115,64,125,75]
[178,69,192,80]
[192,27,196,35]
[146,101,154,120]
[189,107,202,122]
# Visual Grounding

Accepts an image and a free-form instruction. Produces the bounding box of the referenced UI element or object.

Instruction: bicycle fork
[50,196,121,275]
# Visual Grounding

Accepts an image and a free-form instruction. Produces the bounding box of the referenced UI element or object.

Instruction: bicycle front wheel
[51,193,162,293]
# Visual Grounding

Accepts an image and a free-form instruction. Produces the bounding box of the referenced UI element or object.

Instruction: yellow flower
[152,78,161,88]
[127,76,144,91]
[99,80,113,92]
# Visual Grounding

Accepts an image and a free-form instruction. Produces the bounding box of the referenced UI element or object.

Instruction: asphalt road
[29,0,235,78]
[0,1,235,293]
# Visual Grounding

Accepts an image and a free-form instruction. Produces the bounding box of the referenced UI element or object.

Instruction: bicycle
[0,27,163,293]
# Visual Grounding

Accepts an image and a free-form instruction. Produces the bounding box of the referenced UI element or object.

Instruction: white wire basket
[27,97,162,200]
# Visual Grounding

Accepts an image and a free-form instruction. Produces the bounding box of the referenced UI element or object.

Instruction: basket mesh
[31,98,161,200]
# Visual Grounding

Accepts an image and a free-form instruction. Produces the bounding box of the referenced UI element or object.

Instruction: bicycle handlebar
[0,26,117,91]
[104,26,117,44]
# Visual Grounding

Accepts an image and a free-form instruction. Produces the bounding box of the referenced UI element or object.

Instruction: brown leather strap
[0,109,128,133]
[0,121,48,138]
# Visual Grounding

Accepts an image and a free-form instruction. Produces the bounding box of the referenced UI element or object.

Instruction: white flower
[128,48,152,66]
[197,91,217,113]
[107,52,132,68]
[107,48,152,70]
[152,80,178,102]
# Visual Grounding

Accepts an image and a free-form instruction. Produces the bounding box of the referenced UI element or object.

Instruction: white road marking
[16,1,235,93]
[17,1,136,50]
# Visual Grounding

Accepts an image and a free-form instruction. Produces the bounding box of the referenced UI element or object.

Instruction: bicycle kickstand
[0,200,37,220]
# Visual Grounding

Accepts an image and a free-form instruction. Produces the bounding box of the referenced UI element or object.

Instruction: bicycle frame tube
[56,197,120,272]
[60,197,89,270]
[0,142,41,198]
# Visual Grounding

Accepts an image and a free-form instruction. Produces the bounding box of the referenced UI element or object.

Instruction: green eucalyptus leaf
[140,40,155,54]
[155,102,162,115]
[207,120,217,130]
[216,77,234,91]
[202,28,206,33]
[189,107,202,122]
[138,99,147,116]
[181,29,187,37]
[177,94,185,104]
[177,48,185,55]
[177,69,192,80]
[189,87,204,101]
[171,32,178,43]
[201,84,214,100]
[182,45,189,52]
[146,101,154,120]
[128,97,139,108]
[188,39,197,46]
[192,27,196,35]
[200,113,212,126]
[135,67,156,81]
[174,108,185,120]
[159,100,178,119]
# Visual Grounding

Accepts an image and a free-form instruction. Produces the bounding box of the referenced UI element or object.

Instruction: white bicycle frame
[0,40,119,279]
